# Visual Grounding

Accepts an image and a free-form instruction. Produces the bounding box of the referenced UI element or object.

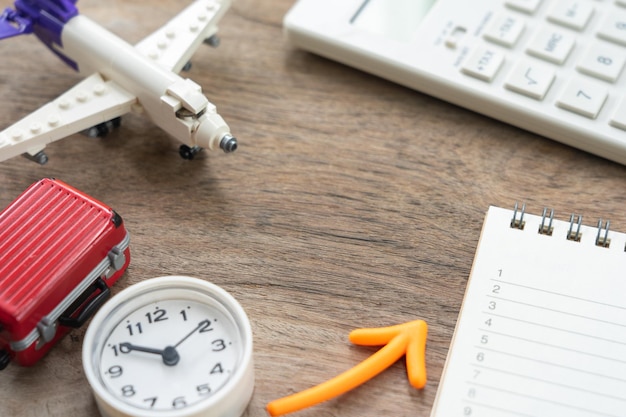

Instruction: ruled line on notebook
[482,311,626,347]
[463,384,622,417]
[469,363,626,403]
[484,295,626,329]
[491,278,626,312]
[472,345,626,383]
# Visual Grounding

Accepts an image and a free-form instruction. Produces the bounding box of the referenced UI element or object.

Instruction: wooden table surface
[2,1,626,416]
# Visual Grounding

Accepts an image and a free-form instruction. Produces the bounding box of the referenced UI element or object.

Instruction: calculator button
[505,61,556,100]
[505,0,543,14]
[483,14,526,47]
[547,2,595,31]
[576,44,626,82]
[556,79,608,118]
[526,28,575,64]
[609,97,626,130]
[597,11,626,46]
[461,47,505,82]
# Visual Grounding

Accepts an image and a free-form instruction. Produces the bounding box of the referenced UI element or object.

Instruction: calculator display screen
[351,0,436,42]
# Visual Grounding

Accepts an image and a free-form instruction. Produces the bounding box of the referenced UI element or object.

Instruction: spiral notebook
[431,205,626,417]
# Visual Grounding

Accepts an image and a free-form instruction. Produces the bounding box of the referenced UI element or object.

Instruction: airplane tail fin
[0,7,33,40]
[1,0,80,41]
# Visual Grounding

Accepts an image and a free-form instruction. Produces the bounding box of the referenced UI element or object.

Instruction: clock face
[98,299,240,410]
[94,293,243,413]
[83,277,254,417]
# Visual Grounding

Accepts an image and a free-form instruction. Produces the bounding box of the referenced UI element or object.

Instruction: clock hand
[174,319,211,348]
[120,342,180,366]
[119,320,209,366]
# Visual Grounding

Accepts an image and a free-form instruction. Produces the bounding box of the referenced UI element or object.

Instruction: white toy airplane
[0,0,237,164]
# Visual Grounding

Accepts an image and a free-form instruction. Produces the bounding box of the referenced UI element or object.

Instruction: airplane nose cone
[194,113,236,153]
[220,134,238,153]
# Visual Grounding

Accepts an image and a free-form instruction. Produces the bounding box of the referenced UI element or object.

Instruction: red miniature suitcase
[0,178,130,369]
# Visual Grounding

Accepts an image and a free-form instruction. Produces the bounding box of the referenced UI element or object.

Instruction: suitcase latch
[35,317,57,350]
[104,246,126,279]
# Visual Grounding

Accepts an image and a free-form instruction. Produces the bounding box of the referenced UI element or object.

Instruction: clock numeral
[121,385,136,397]
[144,397,157,408]
[106,365,123,378]
[211,339,227,351]
[110,343,131,356]
[210,362,224,374]
[197,384,211,395]
[172,396,187,409]
[199,320,213,333]
[145,308,168,324]
[126,322,143,336]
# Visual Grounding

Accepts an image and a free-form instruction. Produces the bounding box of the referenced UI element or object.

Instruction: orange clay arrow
[266,320,428,417]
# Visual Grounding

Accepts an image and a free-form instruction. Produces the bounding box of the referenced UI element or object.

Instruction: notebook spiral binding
[510,202,614,249]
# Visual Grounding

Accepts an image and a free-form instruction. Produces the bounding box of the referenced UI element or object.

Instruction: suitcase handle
[58,278,111,328]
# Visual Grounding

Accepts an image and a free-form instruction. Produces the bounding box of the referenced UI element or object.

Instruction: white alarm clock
[82,276,254,417]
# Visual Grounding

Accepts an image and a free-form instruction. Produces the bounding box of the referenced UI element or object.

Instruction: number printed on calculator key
[597,11,626,47]
[556,79,608,118]
[576,44,626,82]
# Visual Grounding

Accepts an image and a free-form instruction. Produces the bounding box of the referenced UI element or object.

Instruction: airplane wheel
[84,125,107,137]
[204,35,220,47]
[96,124,110,137]
[179,145,202,160]
[83,118,121,138]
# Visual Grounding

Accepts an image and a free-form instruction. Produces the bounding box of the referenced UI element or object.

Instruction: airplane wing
[134,0,231,74]
[0,73,136,163]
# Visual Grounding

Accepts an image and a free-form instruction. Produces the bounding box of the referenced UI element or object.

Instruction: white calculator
[284,0,626,165]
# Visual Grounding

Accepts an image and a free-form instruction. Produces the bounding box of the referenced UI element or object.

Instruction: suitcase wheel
[0,350,10,370]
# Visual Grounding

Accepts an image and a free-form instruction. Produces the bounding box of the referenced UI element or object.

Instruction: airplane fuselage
[57,14,231,152]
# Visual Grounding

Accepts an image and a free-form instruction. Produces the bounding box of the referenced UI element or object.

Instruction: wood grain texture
[1,0,626,416]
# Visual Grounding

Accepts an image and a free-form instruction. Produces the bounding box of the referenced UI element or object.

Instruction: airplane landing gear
[179,144,202,160]
[82,117,122,138]
[204,35,220,47]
